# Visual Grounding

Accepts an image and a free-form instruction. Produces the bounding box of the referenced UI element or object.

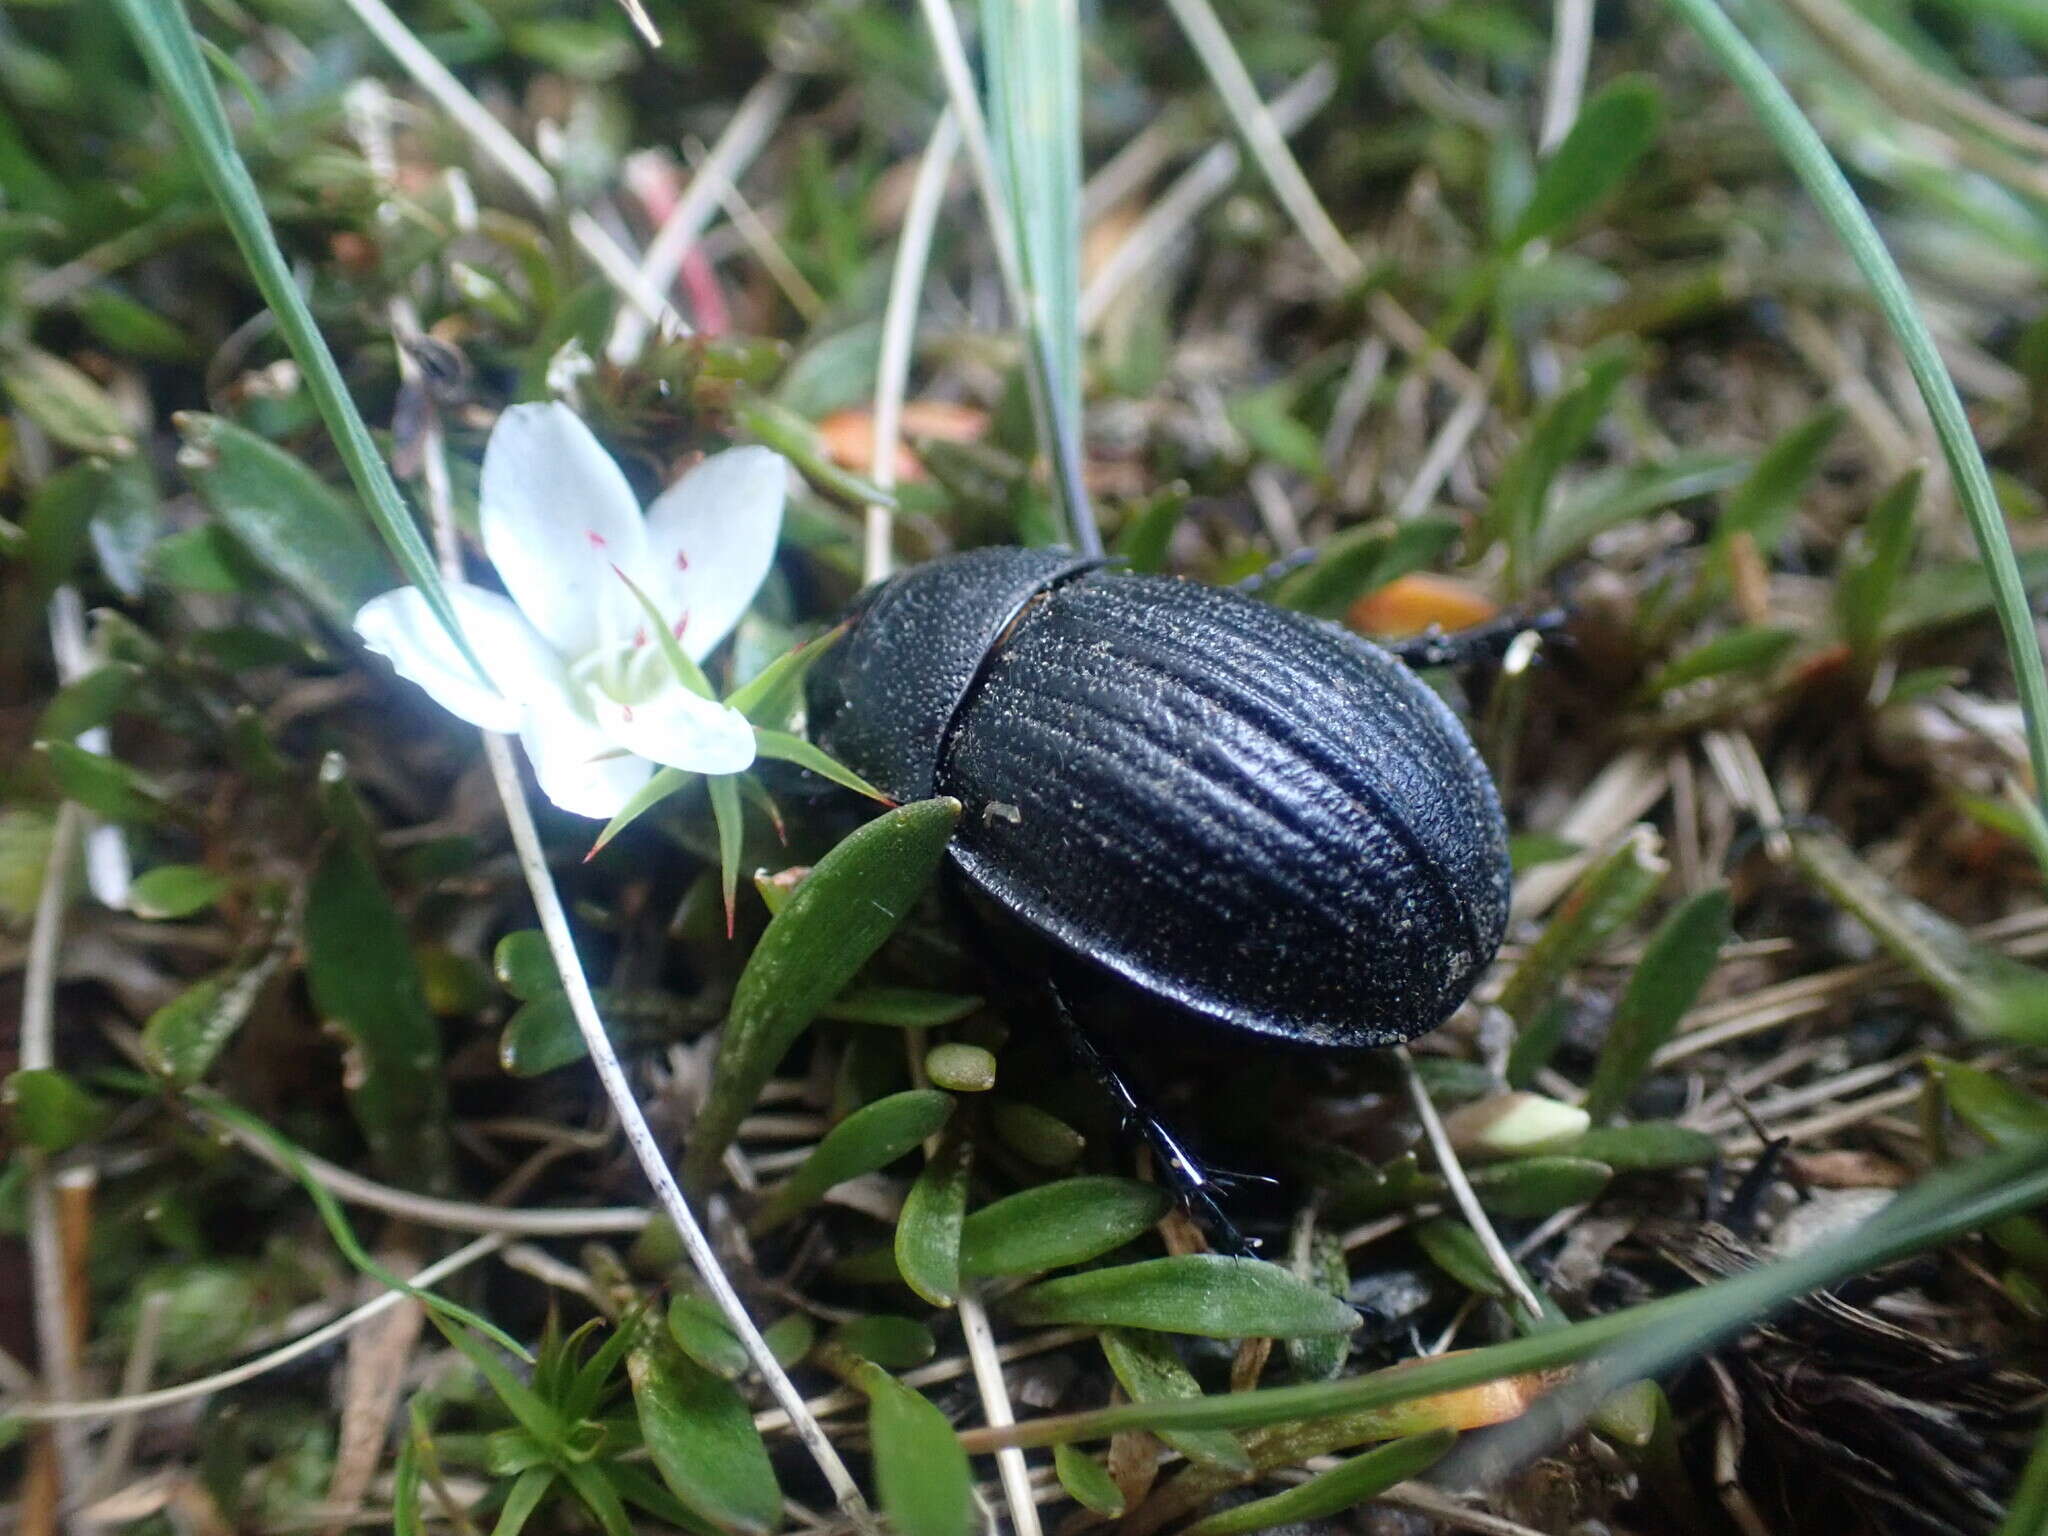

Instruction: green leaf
[36,664,139,746]
[1928,1057,2048,1148]
[1099,1328,1252,1471]
[628,1339,783,1535]
[1791,827,2048,1043]
[1583,887,1731,1122]
[819,987,984,1029]
[1005,1256,1359,1339]
[1836,467,1923,660]
[128,864,228,921]
[858,1363,975,1536]
[1111,482,1189,574]
[1536,451,1747,579]
[0,346,134,456]
[1183,1429,1457,1536]
[494,930,561,1002]
[4,1069,111,1151]
[726,627,844,724]
[490,1467,556,1536]
[668,1294,750,1381]
[306,771,450,1183]
[499,994,585,1077]
[831,1315,937,1371]
[108,0,474,666]
[1505,76,1662,249]
[590,767,693,855]
[141,946,286,1088]
[150,524,261,593]
[707,772,744,937]
[751,729,887,802]
[1272,518,1461,620]
[40,741,163,823]
[923,1042,995,1092]
[683,798,961,1191]
[72,286,196,362]
[1501,825,1666,1054]
[1717,405,1843,554]
[1493,338,1637,593]
[176,413,389,630]
[959,1177,1170,1279]
[1284,1229,1353,1384]
[1415,1218,1523,1303]
[1054,1443,1125,1517]
[752,1089,955,1232]
[1466,1156,1612,1217]
[991,1100,1088,1167]
[1559,1122,1720,1171]
[896,1124,971,1307]
[1641,627,1798,697]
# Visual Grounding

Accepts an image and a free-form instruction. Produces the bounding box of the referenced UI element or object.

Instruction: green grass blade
[979,0,1099,555]
[108,0,473,670]
[1662,0,2048,809]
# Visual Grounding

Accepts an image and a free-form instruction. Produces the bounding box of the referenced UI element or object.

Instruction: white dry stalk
[914,0,1030,322]
[1538,0,1596,153]
[7,1237,504,1425]
[1396,1046,1549,1324]
[1161,0,1360,284]
[608,69,799,362]
[867,108,962,583]
[212,1109,652,1234]
[335,0,681,333]
[21,796,92,1530]
[481,734,880,1529]
[679,137,825,320]
[1079,64,1335,332]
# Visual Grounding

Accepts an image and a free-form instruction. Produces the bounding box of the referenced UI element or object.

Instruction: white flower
[355,402,787,818]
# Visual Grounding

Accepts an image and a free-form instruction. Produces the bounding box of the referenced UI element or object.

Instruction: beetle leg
[1229,548,1319,596]
[1042,980,1262,1257]
[1389,608,1568,670]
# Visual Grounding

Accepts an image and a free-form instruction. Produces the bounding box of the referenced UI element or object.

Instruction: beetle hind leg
[1043,980,1263,1257]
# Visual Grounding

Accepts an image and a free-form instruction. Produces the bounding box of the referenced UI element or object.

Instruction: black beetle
[804,547,1513,1236]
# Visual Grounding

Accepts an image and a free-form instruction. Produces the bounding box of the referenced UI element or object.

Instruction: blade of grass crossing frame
[979,0,1100,556]
[1662,0,2048,810]
[108,0,476,671]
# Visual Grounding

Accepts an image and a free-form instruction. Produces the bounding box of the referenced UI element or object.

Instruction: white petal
[590,676,758,776]
[519,694,656,819]
[355,583,565,733]
[481,402,650,658]
[641,446,787,660]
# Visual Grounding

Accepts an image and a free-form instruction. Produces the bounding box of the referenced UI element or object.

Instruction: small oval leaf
[752,1089,954,1232]
[859,1363,974,1536]
[959,1177,1170,1279]
[1004,1256,1360,1339]
[896,1125,971,1307]
[629,1340,782,1535]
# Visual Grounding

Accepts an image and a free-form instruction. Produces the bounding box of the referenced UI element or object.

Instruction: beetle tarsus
[1044,979,1262,1257]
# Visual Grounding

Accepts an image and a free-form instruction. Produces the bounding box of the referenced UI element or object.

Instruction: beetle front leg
[1042,980,1261,1257]
[1389,608,1567,671]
